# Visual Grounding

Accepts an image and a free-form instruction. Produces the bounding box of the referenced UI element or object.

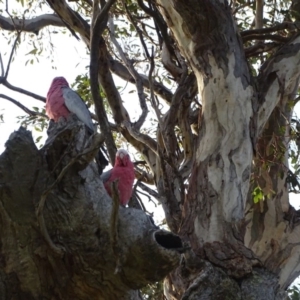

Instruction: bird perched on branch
[46,76,108,173]
[101,149,135,206]
[46,77,95,132]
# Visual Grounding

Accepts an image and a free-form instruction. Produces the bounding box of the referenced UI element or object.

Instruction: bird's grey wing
[62,87,94,133]
[100,169,112,183]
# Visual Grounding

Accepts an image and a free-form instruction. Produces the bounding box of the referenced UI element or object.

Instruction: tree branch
[123,0,151,58]
[0,32,45,105]
[245,42,280,57]
[46,0,90,42]
[123,120,158,155]
[0,53,4,77]
[148,48,164,123]
[137,0,175,61]
[257,34,300,133]
[0,14,65,33]
[241,21,300,37]
[4,33,20,79]
[108,17,149,131]
[242,33,288,43]
[0,10,174,105]
[255,0,264,31]
[0,79,46,102]
[0,94,47,118]
[44,0,158,173]
[137,181,159,200]
[161,71,188,157]
[90,0,117,164]
[108,57,173,104]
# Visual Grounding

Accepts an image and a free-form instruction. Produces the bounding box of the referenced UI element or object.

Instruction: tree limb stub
[0,117,182,299]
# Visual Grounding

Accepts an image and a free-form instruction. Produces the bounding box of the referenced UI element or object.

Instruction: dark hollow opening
[155,231,182,249]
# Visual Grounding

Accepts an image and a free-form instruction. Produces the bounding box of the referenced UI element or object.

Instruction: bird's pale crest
[117,149,128,159]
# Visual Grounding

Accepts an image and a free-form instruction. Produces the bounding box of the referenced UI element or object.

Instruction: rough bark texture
[158,0,254,273]
[155,0,299,298]
[245,98,300,289]
[165,258,287,300]
[0,116,182,299]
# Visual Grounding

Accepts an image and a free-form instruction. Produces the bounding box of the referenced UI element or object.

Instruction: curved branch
[108,17,148,131]
[162,71,188,157]
[257,34,300,133]
[242,34,288,43]
[46,0,90,42]
[137,0,175,60]
[4,32,20,79]
[0,14,65,33]
[245,42,280,57]
[123,1,151,59]
[0,54,4,76]
[0,32,45,104]
[137,181,159,199]
[108,57,173,103]
[161,42,184,79]
[0,79,46,102]
[0,94,47,118]
[94,38,158,170]
[241,21,300,37]
[90,0,117,164]
[123,121,158,155]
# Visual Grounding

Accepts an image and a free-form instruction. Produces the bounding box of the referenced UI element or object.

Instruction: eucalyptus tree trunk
[155,0,300,299]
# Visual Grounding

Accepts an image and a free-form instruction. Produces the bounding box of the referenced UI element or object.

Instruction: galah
[46,76,94,133]
[101,149,135,206]
[46,76,108,173]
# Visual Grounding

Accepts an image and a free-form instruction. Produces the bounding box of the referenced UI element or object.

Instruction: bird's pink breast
[104,166,135,206]
[46,87,70,121]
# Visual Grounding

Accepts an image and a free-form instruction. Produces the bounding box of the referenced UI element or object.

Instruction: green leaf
[252,186,264,203]
[26,48,37,55]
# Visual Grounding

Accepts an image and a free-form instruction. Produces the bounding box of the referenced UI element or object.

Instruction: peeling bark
[157,0,254,271]
[155,0,299,298]
[245,96,300,289]
[257,35,300,133]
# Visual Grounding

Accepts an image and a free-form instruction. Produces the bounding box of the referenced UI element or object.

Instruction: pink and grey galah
[46,76,95,133]
[100,149,135,206]
[46,76,108,173]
